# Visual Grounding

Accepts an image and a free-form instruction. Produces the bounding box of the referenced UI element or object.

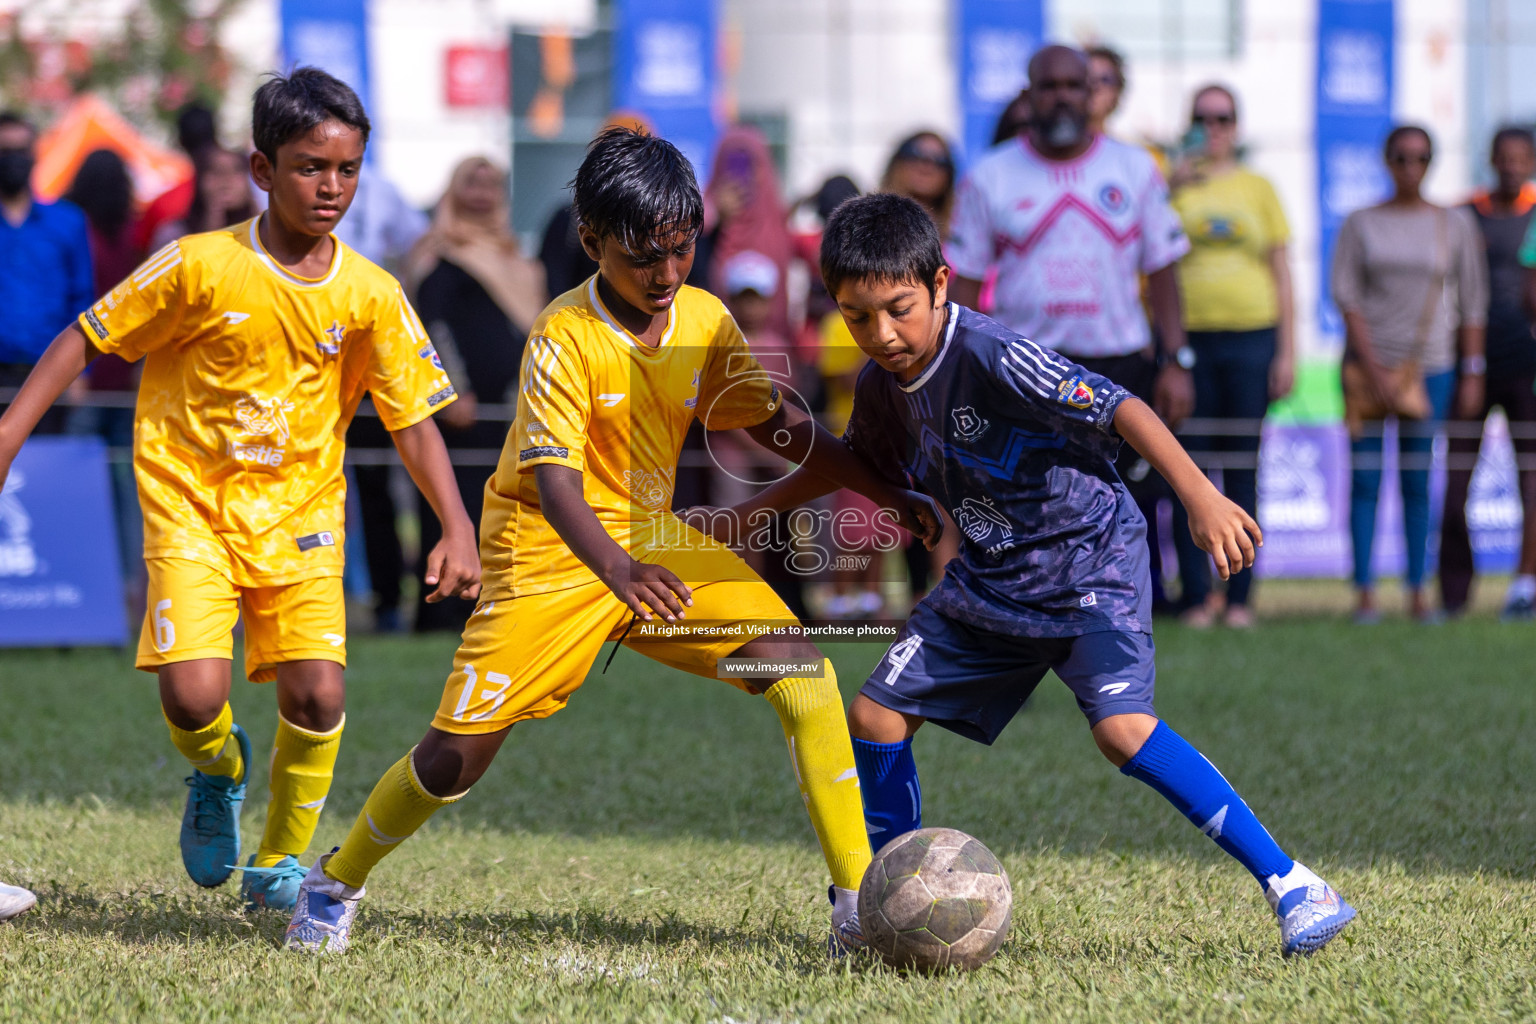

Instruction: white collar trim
[897,303,959,393]
[587,276,676,349]
[248,215,343,288]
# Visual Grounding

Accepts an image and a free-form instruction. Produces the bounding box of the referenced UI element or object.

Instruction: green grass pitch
[1,618,1534,1022]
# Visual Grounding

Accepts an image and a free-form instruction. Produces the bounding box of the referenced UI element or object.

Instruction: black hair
[1490,124,1536,161]
[175,102,218,156]
[815,174,860,224]
[65,148,133,239]
[1384,124,1433,162]
[0,110,34,140]
[252,67,371,162]
[571,126,703,256]
[991,89,1032,146]
[820,192,946,301]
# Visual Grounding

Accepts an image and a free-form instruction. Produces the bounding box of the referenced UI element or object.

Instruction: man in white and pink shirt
[948,44,1193,609]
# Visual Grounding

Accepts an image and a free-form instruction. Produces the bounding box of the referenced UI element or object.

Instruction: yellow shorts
[136,558,346,683]
[432,533,797,735]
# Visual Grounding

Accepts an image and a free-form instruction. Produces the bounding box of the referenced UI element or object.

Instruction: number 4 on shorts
[883,636,923,685]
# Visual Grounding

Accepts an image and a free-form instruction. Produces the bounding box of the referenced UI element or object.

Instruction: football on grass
[858,827,1012,972]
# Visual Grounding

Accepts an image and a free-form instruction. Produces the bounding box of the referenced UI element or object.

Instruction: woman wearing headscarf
[404,156,547,631]
[704,125,794,338]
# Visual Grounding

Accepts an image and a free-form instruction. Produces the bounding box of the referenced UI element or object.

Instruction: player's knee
[275,661,346,732]
[412,726,508,798]
[848,693,920,743]
[1091,713,1159,767]
[157,663,229,730]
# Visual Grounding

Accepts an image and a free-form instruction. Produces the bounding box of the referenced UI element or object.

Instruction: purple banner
[1255,421,1520,577]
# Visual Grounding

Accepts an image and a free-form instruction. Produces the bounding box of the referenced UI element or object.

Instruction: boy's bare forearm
[732,465,840,518]
[534,463,633,582]
[0,325,99,460]
[390,417,475,535]
[741,406,903,509]
[1112,397,1210,503]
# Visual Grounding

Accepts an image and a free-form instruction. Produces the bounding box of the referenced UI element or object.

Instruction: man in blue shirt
[0,111,94,432]
[715,193,1356,958]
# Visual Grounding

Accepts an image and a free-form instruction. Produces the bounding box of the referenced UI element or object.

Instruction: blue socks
[1120,720,1293,887]
[852,737,921,845]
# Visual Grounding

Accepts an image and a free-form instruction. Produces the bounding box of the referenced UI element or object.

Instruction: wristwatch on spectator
[1164,345,1197,370]
[1459,354,1487,376]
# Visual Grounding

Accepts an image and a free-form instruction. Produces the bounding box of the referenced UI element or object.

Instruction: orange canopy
[32,94,191,203]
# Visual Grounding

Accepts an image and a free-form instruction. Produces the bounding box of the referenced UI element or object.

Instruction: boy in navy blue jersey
[718,194,1356,957]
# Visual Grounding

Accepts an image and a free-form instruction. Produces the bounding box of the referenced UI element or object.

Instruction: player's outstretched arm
[390,417,482,603]
[0,323,100,486]
[1113,397,1261,580]
[534,463,692,623]
[739,404,943,548]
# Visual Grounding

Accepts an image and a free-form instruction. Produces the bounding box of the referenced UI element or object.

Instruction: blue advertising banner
[1315,0,1395,341]
[280,0,373,122]
[0,437,127,647]
[956,0,1043,164]
[612,0,718,183]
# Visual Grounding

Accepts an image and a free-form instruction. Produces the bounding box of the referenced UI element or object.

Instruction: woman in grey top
[1331,125,1488,623]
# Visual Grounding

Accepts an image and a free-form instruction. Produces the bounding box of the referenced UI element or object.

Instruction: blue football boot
[1267,862,1357,957]
[179,722,251,887]
[238,854,309,912]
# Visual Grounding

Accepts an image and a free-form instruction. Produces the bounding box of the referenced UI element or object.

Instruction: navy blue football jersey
[842,303,1151,637]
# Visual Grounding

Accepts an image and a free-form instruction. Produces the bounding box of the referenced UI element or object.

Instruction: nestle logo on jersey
[1056,375,1095,409]
[228,442,284,466]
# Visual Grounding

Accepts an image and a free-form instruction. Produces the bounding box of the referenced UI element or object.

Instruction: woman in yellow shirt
[1169,84,1294,628]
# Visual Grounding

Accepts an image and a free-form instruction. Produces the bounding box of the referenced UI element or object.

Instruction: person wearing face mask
[0,111,94,433]
[947,45,1193,612]
[1332,125,1487,623]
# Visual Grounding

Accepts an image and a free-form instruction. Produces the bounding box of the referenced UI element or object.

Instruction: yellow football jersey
[78,217,456,587]
[479,277,780,597]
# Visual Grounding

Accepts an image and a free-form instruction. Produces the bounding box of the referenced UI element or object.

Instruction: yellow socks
[164,702,244,780]
[324,748,464,889]
[254,715,345,867]
[764,663,872,891]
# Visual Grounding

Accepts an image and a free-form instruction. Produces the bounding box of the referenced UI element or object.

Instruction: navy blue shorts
[860,602,1157,745]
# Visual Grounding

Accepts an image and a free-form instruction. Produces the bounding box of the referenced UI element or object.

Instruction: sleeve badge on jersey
[84,309,109,339]
[1057,375,1095,409]
[418,343,444,371]
[519,445,569,462]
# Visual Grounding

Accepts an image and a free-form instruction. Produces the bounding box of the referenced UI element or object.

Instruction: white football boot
[283,850,364,953]
[0,882,36,922]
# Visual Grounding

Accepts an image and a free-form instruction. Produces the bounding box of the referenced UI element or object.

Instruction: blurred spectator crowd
[4,42,1536,632]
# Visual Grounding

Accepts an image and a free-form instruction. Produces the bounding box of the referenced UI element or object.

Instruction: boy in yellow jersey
[283,127,942,954]
[0,69,480,912]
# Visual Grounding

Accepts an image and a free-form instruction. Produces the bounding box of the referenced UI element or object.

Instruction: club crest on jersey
[417,342,444,371]
[951,405,990,442]
[1098,183,1127,214]
[316,320,346,356]
[1057,375,1095,409]
[684,367,701,409]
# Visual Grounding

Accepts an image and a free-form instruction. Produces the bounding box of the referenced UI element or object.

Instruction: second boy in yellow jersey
[0,68,480,913]
[285,127,943,956]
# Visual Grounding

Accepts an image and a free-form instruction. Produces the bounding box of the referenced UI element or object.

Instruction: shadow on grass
[3,624,1535,880]
[16,883,842,970]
